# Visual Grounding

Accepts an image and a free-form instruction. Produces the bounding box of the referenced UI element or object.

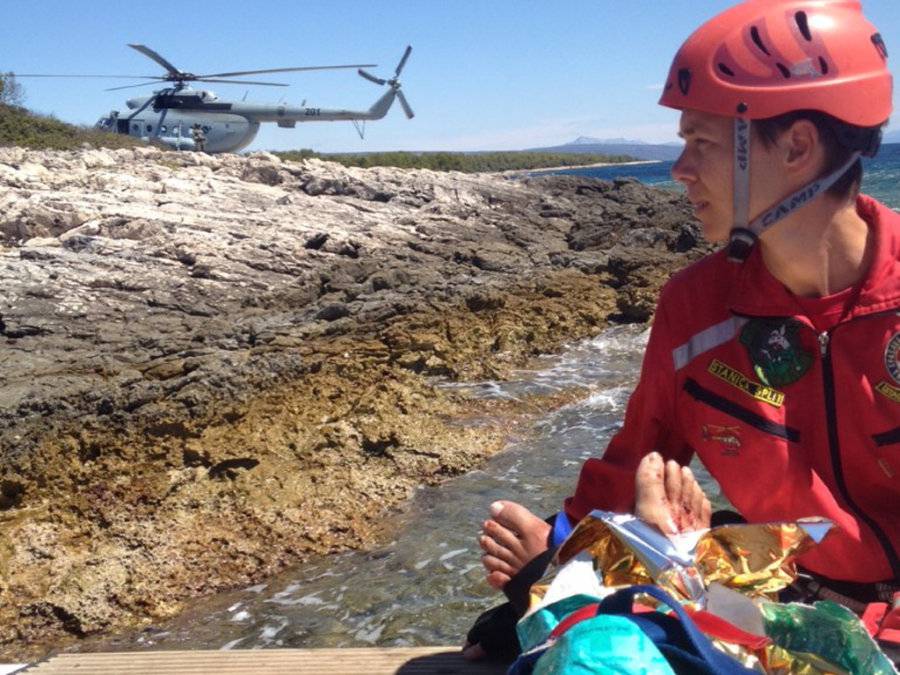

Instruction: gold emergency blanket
[555,511,829,601]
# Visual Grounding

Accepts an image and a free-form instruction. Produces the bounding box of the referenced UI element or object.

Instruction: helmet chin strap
[727,117,862,263]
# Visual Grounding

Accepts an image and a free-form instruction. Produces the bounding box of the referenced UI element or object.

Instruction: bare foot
[634,452,711,535]
[478,500,551,590]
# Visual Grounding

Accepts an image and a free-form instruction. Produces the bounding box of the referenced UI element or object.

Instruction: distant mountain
[568,136,648,146]
[529,138,683,162]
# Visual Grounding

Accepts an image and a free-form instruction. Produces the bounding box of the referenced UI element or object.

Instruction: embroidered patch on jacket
[707,359,785,407]
[876,380,900,404]
[739,318,813,387]
[885,332,900,386]
[701,424,741,456]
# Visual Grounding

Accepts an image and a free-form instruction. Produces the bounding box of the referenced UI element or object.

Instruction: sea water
[539,142,900,211]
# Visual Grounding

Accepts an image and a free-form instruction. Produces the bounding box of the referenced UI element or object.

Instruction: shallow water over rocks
[80,324,720,653]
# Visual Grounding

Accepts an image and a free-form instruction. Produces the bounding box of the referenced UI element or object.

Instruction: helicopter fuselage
[98,108,258,153]
[96,86,400,153]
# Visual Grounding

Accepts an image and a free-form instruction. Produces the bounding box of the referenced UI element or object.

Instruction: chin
[700,219,730,244]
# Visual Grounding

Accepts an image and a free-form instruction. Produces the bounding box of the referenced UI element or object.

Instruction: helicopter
[16,44,415,153]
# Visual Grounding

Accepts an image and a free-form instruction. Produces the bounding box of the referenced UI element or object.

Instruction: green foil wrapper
[761,600,897,674]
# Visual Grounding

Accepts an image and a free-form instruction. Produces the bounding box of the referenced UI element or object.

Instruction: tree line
[274,149,635,173]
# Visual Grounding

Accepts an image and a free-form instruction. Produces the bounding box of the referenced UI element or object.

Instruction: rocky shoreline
[0,147,710,660]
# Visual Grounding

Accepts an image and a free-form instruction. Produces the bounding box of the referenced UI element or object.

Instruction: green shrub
[274,149,635,172]
[0,104,147,150]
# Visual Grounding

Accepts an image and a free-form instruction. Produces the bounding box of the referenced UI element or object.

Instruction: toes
[486,501,551,563]
[666,459,684,532]
[635,452,667,508]
[679,465,712,531]
[479,534,519,567]
[665,459,684,514]
[680,466,700,527]
[635,452,678,534]
[635,452,666,488]
[480,553,517,580]
[491,501,542,534]
[486,569,512,590]
[482,520,527,562]
[699,493,712,529]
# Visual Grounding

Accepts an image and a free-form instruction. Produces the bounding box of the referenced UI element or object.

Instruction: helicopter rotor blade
[199,64,376,78]
[105,81,167,91]
[397,90,414,119]
[128,44,182,77]
[14,74,163,80]
[127,91,162,118]
[358,69,386,85]
[394,46,412,78]
[194,78,289,87]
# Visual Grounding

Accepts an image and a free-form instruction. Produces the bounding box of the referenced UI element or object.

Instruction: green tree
[0,72,25,107]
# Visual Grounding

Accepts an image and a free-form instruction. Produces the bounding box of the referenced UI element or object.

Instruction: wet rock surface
[0,147,711,659]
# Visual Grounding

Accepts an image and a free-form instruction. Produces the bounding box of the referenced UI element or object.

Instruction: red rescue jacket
[564,195,900,583]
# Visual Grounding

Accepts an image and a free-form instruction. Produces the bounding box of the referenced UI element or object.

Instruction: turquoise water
[542,142,900,211]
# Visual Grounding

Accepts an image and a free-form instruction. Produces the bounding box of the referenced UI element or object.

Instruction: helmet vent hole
[750,27,771,55]
[872,33,888,59]
[717,63,736,77]
[776,63,791,79]
[818,57,829,75]
[678,68,692,95]
[795,12,813,41]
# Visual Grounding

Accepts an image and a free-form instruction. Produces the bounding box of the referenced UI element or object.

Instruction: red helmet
[659,0,892,126]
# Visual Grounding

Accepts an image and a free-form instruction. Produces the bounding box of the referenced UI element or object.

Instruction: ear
[780,118,823,171]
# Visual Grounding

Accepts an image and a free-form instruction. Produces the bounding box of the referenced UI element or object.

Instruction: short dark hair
[754,110,884,201]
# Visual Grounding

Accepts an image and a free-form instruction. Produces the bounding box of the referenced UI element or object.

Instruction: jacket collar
[727,195,900,319]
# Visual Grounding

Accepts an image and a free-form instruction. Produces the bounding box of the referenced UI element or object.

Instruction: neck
[756,194,873,298]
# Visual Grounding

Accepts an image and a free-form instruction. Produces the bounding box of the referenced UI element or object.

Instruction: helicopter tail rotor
[396,90,414,120]
[394,45,412,79]
[357,69,386,86]
[358,46,414,119]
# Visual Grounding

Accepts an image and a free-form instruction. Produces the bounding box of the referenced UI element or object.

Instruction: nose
[671,148,695,186]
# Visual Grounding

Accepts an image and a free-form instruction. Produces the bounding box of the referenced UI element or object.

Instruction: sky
[3,1,900,153]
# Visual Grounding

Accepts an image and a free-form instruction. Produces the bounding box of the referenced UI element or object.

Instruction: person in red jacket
[467,0,898,659]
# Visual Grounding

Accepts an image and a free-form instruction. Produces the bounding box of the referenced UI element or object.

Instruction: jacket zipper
[820,326,900,577]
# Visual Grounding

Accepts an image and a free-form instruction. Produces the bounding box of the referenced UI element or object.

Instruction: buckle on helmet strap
[727,228,757,262]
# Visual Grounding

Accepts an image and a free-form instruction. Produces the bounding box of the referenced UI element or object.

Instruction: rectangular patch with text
[707,359,785,407]
[876,380,900,404]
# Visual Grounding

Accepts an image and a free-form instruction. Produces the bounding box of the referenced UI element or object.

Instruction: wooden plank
[21,647,507,674]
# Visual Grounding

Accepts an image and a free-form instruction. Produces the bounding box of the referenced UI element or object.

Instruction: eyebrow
[678,123,712,139]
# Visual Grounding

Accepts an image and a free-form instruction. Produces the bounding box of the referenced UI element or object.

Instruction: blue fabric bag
[508,584,758,675]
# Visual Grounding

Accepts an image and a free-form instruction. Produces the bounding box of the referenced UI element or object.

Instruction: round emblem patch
[885,332,900,386]
[739,318,813,387]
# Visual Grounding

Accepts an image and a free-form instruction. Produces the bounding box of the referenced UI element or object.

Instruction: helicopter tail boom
[365,89,397,120]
